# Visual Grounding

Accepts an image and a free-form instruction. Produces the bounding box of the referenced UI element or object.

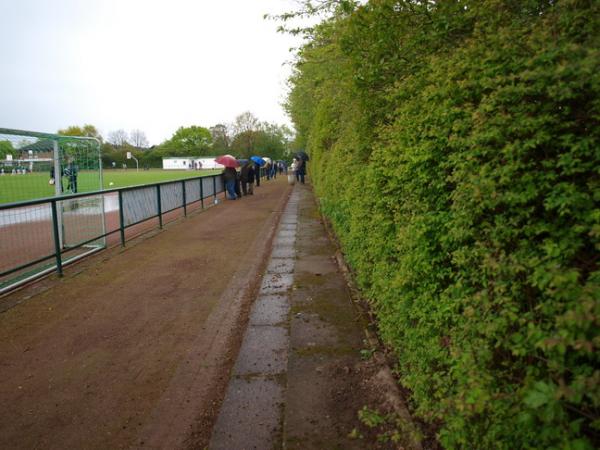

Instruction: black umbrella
[295,151,309,161]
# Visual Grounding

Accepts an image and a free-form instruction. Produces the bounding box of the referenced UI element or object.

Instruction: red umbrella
[215,154,239,168]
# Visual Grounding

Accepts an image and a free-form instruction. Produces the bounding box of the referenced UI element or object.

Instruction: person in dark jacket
[240,161,254,196]
[254,162,261,187]
[64,158,78,193]
[296,158,306,184]
[234,170,242,198]
[222,166,238,200]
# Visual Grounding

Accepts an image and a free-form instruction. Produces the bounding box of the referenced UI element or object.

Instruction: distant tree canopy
[160,126,212,156]
[210,124,231,154]
[0,140,15,159]
[229,112,293,160]
[107,129,129,148]
[58,124,103,142]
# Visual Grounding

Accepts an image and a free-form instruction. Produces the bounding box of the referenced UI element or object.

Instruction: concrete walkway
[209,184,418,449]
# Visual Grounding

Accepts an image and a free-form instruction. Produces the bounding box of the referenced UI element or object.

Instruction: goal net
[0,128,105,292]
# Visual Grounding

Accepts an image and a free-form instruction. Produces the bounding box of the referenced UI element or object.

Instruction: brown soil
[0,177,291,450]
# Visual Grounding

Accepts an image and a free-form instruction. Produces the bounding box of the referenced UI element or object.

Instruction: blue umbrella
[237,159,249,165]
[250,156,266,166]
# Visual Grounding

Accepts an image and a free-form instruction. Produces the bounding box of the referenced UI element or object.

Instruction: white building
[162,157,193,170]
[162,157,224,170]
[193,157,224,170]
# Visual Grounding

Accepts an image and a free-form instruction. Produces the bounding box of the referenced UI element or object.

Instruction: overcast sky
[0,0,302,145]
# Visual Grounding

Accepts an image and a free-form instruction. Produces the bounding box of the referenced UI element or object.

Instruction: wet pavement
[209,184,408,449]
[209,189,299,449]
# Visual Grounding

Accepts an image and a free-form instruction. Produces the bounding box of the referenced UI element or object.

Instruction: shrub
[287,0,600,447]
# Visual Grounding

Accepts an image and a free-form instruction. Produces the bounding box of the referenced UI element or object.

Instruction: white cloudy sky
[0,0,303,145]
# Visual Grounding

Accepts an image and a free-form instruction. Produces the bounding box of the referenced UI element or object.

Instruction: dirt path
[0,177,292,450]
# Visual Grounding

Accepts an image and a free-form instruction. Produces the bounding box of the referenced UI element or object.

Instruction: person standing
[296,158,306,184]
[254,162,261,187]
[247,163,255,195]
[234,169,242,198]
[240,160,253,196]
[270,162,277,179]
[222,166,238,200]
[65,158,78,193]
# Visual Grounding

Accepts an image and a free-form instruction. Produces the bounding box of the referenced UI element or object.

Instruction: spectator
[240,160,254,196]
[255,162,261,187]
[246,163,255,195]
[296,158,306,184]
[222,166,238,200]
[234,169,242,198]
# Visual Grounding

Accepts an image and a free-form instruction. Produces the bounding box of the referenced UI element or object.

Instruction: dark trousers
[225,180,237,199]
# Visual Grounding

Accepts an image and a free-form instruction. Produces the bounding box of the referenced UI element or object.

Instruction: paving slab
[271,246,295,259]
[233,325,288,375]
[259,273,294,294]
[266,258,295,275]
[273,235,295,247]
[250,294,290,326]
[209,376,284,450]
[278,224,297,231]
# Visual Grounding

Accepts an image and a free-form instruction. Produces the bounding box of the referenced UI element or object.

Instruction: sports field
[0,169,221,204]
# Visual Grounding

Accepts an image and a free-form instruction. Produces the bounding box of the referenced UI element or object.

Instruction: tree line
[283,0,599,448]
[55,111,294,168]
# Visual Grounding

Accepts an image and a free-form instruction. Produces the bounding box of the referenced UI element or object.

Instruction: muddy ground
[0,177,291,449]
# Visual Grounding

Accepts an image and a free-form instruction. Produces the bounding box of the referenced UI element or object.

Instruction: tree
[230,121,292,160]
[210,124,231,154]
[0,140,15,159]
[129,129,149,149]
[58,124,103,142]
[232,111,260,136]
[230,130,258,158]
[229,112,261,157]
[107,129,130,148]
[160,126,212,156]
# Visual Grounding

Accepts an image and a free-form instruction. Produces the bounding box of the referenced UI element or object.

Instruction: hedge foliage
[286,1,600,447]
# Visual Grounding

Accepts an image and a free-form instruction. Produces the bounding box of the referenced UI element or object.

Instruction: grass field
[0,169,221,204]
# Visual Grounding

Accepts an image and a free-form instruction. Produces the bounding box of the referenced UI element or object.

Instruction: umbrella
[295,151,309,161]
[250,156,265,166]
[237,159,249,166]
[215,154,239,168]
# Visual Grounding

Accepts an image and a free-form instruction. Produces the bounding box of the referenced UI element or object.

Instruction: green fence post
[182,180,187,217]
[213,176,217,202]
[200,177,204,209]
[157,184,163,229]
[118,190,126,247]
[50,199,63,276]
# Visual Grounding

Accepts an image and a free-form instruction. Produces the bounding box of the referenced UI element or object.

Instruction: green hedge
[286,1,599,448]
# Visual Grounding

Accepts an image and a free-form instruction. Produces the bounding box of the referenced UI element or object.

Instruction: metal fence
[0,174,225,294]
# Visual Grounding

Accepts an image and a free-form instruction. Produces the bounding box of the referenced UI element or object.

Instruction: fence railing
[0,173,226,294]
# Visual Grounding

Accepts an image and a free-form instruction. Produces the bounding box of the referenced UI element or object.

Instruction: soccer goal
[0,128,106,292]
